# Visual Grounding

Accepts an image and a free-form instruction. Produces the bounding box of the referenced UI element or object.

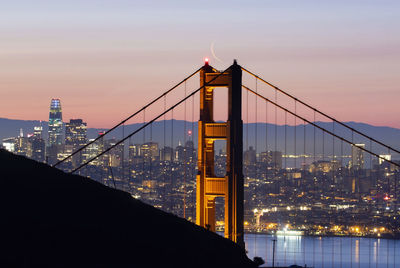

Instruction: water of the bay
[244,234,400,268]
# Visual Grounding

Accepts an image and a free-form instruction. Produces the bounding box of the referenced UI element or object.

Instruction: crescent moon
[210,41,223,63]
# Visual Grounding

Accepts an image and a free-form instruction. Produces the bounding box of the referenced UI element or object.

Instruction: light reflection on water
[243,234,400,268]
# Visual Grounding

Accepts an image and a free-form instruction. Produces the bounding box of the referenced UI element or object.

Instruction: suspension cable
[285,110,287,174]
[241,67,400,155]
[54,66,203,167]
[70,67,231,174]
[183,80,187,219]
[265,99,268,181]
[303,119,306,172]
[163,95,166,206]
[275,89,278,174]
[143,109,146,184]
[191,93,195,220]
[294,100,297,170]
[171,108,174,211]
[122,123,125,183]
[242,85,400,169]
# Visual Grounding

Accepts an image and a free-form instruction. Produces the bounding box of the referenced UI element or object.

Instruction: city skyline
[2,2,400,267]
[1,1,400,128]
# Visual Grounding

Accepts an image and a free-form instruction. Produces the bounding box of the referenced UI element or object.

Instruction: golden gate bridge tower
[196,60,244,247]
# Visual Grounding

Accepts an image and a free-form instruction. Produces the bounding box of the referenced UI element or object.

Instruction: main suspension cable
[54,66,203,167]
[241,67,400,155]
[70,66,231,173]
[242,85,400,169]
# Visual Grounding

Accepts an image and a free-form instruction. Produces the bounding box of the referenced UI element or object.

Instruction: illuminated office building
[48,99,63,146]
[65,119,87,147]
[140,142,159,162]
[27,125,46,163]
[350,144,365,170]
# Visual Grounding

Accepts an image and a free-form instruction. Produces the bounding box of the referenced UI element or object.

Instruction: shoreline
[242,231,400,240]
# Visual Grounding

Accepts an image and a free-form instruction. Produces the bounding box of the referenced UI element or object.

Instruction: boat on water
[276,229,304,236]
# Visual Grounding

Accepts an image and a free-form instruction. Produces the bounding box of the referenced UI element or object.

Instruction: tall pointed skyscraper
[48,99,63,146]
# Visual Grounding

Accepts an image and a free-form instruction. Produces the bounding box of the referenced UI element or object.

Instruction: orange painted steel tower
[196,60,244,247]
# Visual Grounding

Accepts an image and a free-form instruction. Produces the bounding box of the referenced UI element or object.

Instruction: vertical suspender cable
[246,84,249,151]
[192,94,195,221]
[150,121,153,196]
[313,110,316,268]
[294,100,297,170]
[265,97,269,264]
[122,123,125,186]
[254,77,258,251]
[143,109,146,187]
[388,148,391,195]
[285,111,287,180]
[304,120,306,172]
[255,77,258,179]
[128,135,132,193]
[303,119,306,265]
[171,108,174,212]
[246,82,249,191]
[333,122,335,186]
[183,81,187,219]
[341,139,344,198]
[370,140,373,202]
[351,130,354,198]
[314,110,316,198]
[255,79,258,184]
[163,95,166,208]
[275,90,278,175]
[323,128,325,162]
[265,99,268,179]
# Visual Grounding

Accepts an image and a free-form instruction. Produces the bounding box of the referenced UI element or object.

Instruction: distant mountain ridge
[1,117,400,155]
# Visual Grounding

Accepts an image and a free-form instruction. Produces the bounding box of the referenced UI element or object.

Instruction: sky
[1,0,399,128]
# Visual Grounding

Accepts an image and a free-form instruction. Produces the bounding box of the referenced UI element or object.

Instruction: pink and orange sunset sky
[1,0,399,128]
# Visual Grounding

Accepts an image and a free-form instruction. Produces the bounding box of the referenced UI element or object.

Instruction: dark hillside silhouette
[0,149,255,268]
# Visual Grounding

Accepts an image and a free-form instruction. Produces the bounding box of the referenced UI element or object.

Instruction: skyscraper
[350,144,365,170]
[30,126,46,163]
[48,99,63,146]
[65,119,87,147]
